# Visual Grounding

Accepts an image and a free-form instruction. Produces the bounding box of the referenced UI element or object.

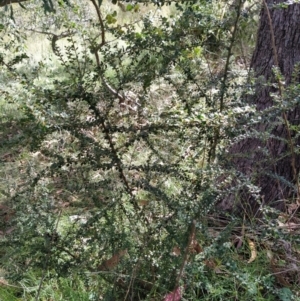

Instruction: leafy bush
[0,0,299,300]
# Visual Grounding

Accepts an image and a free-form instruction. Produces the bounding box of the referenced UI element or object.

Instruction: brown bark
[220,0,300,214]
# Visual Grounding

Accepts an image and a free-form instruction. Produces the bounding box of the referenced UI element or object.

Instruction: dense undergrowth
[0,0,299,300]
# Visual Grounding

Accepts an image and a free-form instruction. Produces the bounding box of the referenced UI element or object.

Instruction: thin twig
[209,0,243,162]
[90,0,105,48]
[88,0,143,215]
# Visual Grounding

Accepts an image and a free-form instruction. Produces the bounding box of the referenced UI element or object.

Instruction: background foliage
[0,0,299,300]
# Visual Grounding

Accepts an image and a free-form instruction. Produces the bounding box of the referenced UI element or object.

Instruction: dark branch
[0,0,29,7]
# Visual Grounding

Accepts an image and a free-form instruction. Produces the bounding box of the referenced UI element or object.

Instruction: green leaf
[126,4,134,11]
[278,288,293,301]
[106,12,117,24]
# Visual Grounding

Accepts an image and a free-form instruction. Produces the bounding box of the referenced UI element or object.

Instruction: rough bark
[220,0,300,214]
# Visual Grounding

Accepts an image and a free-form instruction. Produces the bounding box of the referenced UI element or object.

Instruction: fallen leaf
[266,250,273,260]
[287,203,299,214]
[0,278,8,286]
[191,239,202,254]
[247,239,257,263]
[98,249,128,271]
[138,199,149,206]
[205,258,217,269]
[277,220,299,232]
[171,246,181,256]
[164,286,182,301]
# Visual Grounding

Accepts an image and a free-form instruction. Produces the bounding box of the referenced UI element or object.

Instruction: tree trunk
[220,0,300,214]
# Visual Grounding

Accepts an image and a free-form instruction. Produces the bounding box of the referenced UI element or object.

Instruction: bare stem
[173,220,196,300]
